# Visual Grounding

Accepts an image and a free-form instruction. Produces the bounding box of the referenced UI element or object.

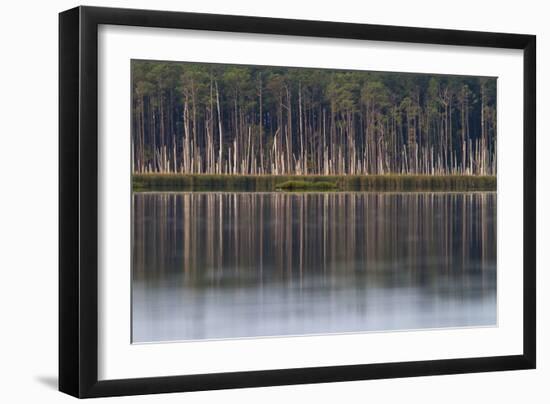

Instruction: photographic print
[130,60,497,343]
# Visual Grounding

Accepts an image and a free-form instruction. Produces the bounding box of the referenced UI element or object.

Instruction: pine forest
[131,60,496,177]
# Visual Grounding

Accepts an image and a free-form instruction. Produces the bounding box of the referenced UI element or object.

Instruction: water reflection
[132,192,496,343]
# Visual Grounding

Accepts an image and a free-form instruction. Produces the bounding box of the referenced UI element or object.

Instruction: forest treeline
[131,61,497,176]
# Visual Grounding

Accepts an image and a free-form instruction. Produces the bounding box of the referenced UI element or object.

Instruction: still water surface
[132,192,496,343]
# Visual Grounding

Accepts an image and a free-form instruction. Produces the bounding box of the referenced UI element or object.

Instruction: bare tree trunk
[258,73,264,174]
[215,80,223,174]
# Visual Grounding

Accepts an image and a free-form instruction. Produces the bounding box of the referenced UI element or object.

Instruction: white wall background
[0,0,546,402]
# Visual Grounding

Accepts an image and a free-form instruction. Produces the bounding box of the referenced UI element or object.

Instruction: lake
[132,191,496,343]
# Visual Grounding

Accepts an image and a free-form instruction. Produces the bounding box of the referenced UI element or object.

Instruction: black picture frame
[59,5,536,398]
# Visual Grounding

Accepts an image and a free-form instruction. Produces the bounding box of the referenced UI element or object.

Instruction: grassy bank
[132,174,496,192]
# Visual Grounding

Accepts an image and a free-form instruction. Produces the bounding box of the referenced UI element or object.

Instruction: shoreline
[132,174,497,192]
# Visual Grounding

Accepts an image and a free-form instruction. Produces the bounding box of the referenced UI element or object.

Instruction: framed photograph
[59,6,536,398]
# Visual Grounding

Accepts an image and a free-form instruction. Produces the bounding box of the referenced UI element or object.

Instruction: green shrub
[275,180,338,191]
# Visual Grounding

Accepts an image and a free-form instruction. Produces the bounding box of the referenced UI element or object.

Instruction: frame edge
[59,5,81,398]
[522,34,536,369]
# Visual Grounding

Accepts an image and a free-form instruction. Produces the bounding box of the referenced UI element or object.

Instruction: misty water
[132,192,496,343]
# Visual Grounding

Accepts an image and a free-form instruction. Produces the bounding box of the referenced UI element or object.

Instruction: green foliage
[275,180,338,191]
